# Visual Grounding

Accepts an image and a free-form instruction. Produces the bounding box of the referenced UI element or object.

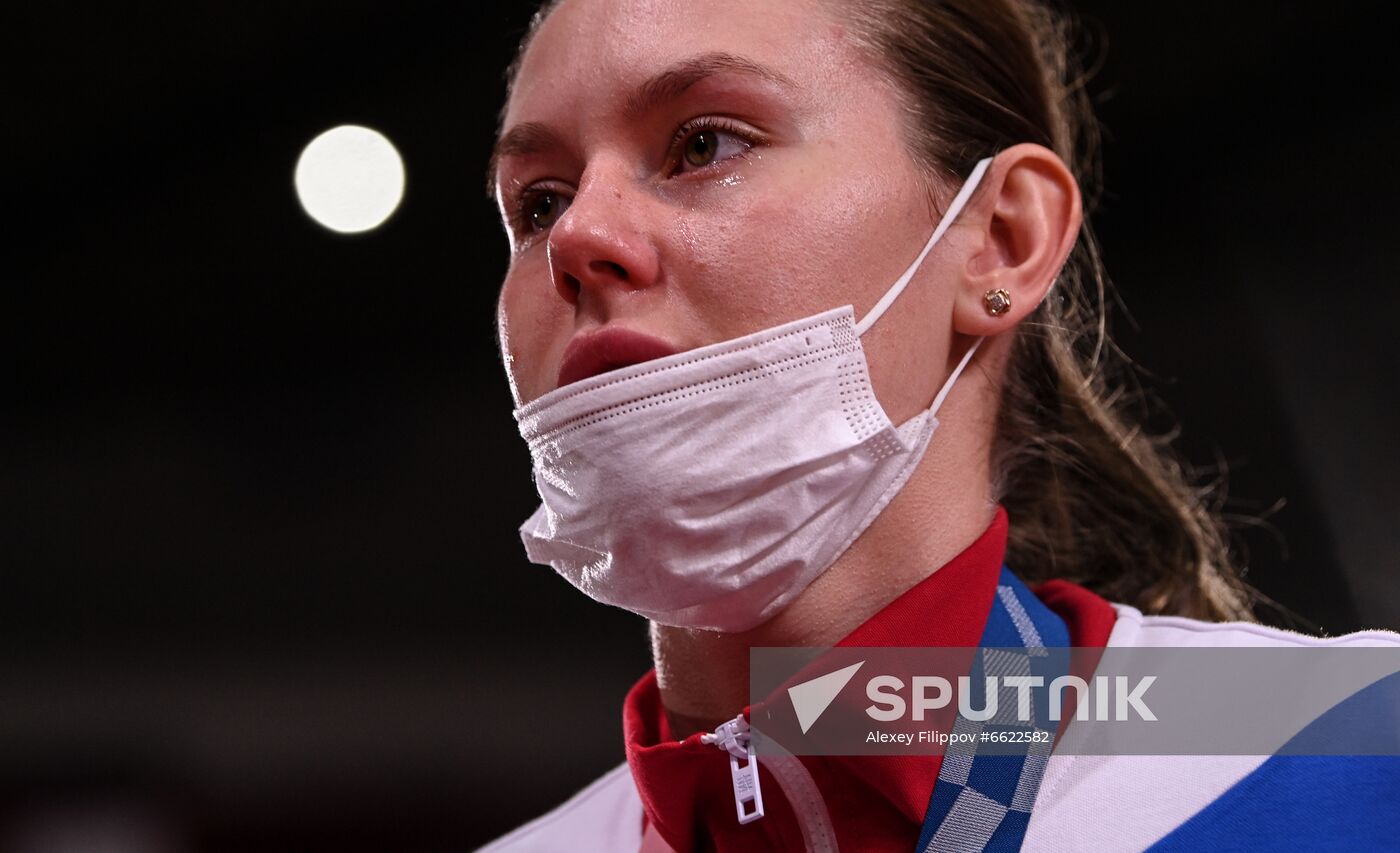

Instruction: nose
[545,172,660,309]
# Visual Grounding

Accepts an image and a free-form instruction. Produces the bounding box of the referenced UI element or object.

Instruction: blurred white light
[294,125,405,234]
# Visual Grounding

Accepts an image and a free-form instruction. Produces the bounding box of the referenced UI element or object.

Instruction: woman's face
[492,0,968,418]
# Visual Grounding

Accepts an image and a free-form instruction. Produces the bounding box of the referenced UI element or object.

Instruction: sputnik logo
[787,661,865,734]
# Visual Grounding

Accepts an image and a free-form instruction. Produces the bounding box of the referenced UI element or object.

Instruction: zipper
[700,714,765,825]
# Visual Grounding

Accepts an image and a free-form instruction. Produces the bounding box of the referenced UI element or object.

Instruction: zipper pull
[700,714,765,825]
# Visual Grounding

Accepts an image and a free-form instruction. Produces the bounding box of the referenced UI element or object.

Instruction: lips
[557,326,681,388]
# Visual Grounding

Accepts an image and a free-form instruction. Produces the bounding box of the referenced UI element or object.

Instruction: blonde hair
[839,0,1254,620]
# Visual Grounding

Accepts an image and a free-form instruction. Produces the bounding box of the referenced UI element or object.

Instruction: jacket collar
[622,506,1116,851]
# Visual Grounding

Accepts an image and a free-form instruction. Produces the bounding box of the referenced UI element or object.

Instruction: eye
[526,189,569,230]
[672,119,756,175]
[683,129,721,168]
[515,186,572,235]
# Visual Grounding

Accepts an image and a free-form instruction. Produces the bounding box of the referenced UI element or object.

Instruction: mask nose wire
[853,157,993,338]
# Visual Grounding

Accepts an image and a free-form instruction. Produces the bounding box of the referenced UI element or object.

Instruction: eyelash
[508,116,763,240]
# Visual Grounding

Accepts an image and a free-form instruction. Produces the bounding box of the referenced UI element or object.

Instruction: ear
[953,143,1082,336]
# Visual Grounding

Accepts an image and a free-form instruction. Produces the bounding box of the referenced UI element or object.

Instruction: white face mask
[512,158,993,632]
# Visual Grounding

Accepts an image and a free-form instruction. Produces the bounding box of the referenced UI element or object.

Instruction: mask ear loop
[853,157,993,419]
[928,335,982,419]
[853,157,993,337]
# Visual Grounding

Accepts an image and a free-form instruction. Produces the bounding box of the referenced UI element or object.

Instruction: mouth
[557,326,681,388]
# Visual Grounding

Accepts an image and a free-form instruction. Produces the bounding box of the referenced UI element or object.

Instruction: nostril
[557,272,582,304]
[593,260,628,282]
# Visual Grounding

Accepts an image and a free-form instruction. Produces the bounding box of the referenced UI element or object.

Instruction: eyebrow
[485,51,795,196]
[621,51,795,119]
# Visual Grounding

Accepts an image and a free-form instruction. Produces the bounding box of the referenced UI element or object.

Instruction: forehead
[502,0,846,127]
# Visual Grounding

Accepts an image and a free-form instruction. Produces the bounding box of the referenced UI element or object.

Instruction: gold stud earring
[983,288,1011,316]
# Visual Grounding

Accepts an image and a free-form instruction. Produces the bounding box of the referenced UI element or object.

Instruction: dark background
[6,1,1398,850]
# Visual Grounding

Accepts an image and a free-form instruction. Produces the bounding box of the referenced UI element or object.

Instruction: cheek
[497,263,572,404]
[675,157,923,336]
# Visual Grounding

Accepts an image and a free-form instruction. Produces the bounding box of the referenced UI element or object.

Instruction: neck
[650,367,999,739]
